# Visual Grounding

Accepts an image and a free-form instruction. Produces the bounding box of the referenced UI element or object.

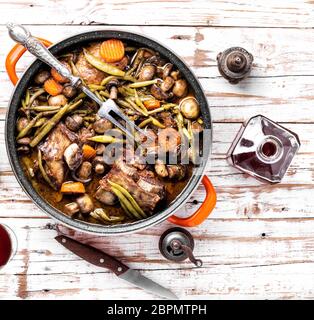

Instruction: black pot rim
[5,29,212,235]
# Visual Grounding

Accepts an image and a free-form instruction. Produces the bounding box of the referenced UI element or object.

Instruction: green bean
[88,84,105,91]
[38,149,56,190]
[150,116,166,129]
[87,135,123,143]
[21,156,35,178]
[108,180,146,218]
[27,88,46,108]
[138,118,152,128]
[147,105,173,115]
[94,91,104,102]
[110,186,142,220]
[69,60,82,79]
[25,89,30,106]
[83,48,125,77]
[128,79,158,88]
[30,100,82,147]
[90,208,125,223]
[119,200,134,219]
[34,117,47,127]
[21,99,27,109]
[83,116,96,122]
[125,97,148,116]
[31,106,61,112]
[134,89,147,111]
[66,99,84,113]
[116,99,133,109]
[16,113,42,140]
[101,76,117,86]
[99,90,110,98]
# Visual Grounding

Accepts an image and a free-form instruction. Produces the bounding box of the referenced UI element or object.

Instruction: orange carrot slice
[44,78,63,96]
[144,99,161,110]
[82,144,96,160]
[100,39,125,63]
[60,181,85,194]
[51,61,71,83]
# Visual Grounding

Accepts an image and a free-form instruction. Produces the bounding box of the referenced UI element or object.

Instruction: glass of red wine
[0,224,17,270]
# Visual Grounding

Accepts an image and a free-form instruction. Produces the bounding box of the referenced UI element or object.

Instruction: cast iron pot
[5,30,216,235]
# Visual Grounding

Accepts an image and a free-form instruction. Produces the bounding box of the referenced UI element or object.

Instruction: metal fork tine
[99,99,154,142]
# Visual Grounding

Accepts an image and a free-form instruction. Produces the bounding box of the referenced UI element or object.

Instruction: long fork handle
[6,23,81,87]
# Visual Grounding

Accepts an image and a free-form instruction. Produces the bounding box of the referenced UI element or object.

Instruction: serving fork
[6,23,152,142]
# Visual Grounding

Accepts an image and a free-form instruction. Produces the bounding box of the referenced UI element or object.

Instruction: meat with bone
[99,159,165,214]
[39,123,77,187]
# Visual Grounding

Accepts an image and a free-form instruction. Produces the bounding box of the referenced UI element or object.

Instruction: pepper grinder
[217,47,253,84]
[159,227,203,267]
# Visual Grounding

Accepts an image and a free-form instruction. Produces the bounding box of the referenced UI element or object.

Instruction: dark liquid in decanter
[0,225,12,267]
[227,115,300,183]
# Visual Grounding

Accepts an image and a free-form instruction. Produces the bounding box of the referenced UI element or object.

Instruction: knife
[55,235,178,300]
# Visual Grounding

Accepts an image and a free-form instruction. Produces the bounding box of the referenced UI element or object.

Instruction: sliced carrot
[44,78,63,96]
[51,62,70,83]
[100,39,125,63]
[144,99,161,110]
[82,144,96,160]
[61,181,86,194]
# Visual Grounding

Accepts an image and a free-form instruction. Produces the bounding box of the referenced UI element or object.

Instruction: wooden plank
[0,0,313,28]
[2,25,314,78]
[1,217,314,299]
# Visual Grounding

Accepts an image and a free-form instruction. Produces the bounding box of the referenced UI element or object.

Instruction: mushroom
[95,187,117,205]
[162,63,173,79]
[64,202,80,217]
[160,76,175,92]
[93,118,113,134]
[64,143,83,170]
[191,121,203,133]
[92,156,107,175]
[34,70,50,85]
[65,114,83,132]
[154,160,168,178]
[77,161,92,180]
[106,78,120,100]
[62,85,77,99]
[17,137,31,145]
[76,194,94,214]
[172,79,188,98]
[167,165,187,180]
[151,83,173,100]
[179,97,200,120]
[48,94,67,106]
[17,117,29,132]
[17,145,30,154]
[170,70,181,80]
[95,143,106,155]
[138,64,156,81]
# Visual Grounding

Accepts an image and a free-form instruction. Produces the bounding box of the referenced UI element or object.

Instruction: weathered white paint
[0,0,314,300]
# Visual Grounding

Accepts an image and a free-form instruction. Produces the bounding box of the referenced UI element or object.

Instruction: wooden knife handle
[55,235,129,276]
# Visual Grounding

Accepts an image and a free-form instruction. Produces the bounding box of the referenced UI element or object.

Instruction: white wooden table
[0,0,314,300]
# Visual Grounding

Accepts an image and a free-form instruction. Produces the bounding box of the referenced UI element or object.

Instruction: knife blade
[55,235,178,300]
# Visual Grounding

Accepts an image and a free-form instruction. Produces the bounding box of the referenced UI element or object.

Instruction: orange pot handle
[5,38,52,85]
[168,176,216,227]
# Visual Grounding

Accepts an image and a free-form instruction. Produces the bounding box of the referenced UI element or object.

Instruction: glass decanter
[227,115,300,183]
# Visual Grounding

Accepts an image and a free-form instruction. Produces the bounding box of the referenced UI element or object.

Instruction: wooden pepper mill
[217,47,253,84]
